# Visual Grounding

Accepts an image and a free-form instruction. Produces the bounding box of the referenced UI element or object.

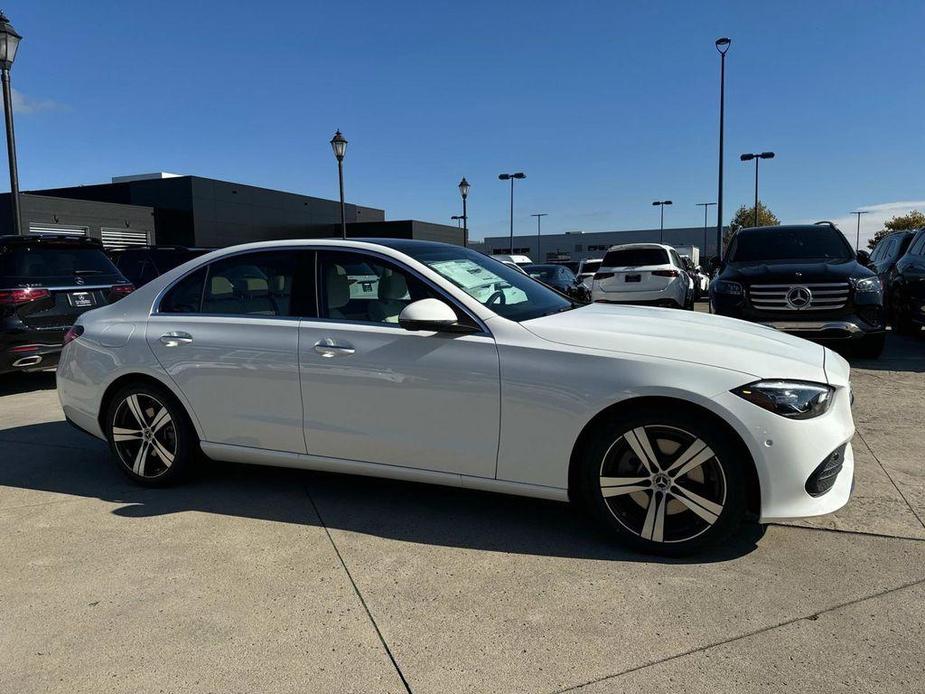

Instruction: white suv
[591,243,691,308]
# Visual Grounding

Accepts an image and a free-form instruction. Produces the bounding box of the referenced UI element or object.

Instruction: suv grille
[749,282,850,311]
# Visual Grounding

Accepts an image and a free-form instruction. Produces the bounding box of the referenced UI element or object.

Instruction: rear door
[595,247,673,294]
[146,249,311,453]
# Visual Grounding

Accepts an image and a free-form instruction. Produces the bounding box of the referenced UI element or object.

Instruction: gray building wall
[0,193,156,243]
[472,226,727,263]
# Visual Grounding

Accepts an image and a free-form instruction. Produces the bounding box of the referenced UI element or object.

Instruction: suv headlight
[713,280,743,295]
[732,380,835,419]
[853,277,881,294]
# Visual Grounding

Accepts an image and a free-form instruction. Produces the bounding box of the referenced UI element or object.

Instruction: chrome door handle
[160,331,193,347]
[314,338,355,357]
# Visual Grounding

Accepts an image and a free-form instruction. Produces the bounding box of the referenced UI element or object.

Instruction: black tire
[576,406,747,556]
[853,332,886,359]
[105,381,197,486]
[891,303,919,336]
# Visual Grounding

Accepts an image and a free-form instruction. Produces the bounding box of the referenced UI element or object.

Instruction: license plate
[69,291,95,308]
[625,274,641,283]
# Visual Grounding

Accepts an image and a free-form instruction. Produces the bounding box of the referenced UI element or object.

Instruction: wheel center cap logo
[654,474,671,491]
[786,286,812,309]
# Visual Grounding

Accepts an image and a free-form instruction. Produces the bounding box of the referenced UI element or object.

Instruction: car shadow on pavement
[841,331,925,373]
[0,371,57,396]
[1,421,764,565]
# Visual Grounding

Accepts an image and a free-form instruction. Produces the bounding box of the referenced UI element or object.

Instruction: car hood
[522,303,828,382]
[721,258,873,283]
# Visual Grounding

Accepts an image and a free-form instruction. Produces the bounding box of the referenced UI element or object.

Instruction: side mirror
[398,298,477,333]
[856,249,872,267]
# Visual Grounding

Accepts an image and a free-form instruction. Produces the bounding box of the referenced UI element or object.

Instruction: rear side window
[160,267,207,313]
[0,245,119,279]
[602,248,669,267]
[202,251,303,317]
[910,233,925,256]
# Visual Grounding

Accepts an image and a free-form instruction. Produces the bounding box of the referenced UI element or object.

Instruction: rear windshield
[602,248,669,267]
[729,227,853,262]
[579,260,601,274]
[0,244,120,279]
[524,265,558,282]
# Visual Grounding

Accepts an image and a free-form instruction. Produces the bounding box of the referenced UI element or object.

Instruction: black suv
[710,223,885,357]
[111,246,211,287]
[0,235,133,374]
[889,227,925,335]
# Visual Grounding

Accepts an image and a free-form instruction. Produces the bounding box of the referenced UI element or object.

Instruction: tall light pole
[531,213,548,261]
[851,210,869,252]
[498,172,525,253]
[652,200,672,243]
[715,37,731,260]
[0,12,22,235]
[458,177,470,248]
[696,202,716,259]
[330,130,347,238]
[739,151,775,227]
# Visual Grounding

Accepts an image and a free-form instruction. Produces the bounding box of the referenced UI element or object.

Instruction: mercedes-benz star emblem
[786,285,812,309]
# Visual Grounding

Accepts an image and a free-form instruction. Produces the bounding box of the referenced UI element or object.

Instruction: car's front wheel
[577,407,747,555]
[105,382,196,486]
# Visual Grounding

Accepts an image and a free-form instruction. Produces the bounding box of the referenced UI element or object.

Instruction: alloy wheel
[111,393,177,478]
[598,424,727,544]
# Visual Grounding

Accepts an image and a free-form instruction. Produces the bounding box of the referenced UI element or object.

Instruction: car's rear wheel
[577,408,747,556]
[105,383,195,486]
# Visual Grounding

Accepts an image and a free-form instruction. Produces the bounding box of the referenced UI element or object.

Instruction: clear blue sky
[6,0,925,244]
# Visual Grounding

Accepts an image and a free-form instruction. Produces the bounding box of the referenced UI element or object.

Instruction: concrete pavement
[0,330,923,693]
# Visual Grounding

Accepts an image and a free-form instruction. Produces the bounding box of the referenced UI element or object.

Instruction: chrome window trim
[150,244,493,337]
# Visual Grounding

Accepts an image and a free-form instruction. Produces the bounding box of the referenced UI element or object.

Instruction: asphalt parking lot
[1,322,923,693]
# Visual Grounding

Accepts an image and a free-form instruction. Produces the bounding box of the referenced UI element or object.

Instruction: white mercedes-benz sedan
[57,239,854,555]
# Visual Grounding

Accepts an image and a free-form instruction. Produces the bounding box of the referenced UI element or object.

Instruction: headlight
[732,380,835,419]
[853,277,881,293]
[713,280,743,295]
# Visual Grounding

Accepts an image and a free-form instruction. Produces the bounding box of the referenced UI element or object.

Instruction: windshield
[0,244,120,279]
[602,248,669,267]
[399,246,574,321]
[729,227,853,262]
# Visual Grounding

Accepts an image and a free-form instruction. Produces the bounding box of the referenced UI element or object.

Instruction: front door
[298,250,500,478]
[147,250,309,454]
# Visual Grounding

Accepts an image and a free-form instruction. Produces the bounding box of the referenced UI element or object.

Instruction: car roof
[605,243,672,251]
[736,224,842,235]
[0,234,105,246]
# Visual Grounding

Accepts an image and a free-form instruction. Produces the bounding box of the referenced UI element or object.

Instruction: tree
[867,210,925,250]
[724,201,780,247]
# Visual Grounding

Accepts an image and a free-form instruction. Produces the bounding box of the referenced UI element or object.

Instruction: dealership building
[0,172,463,248]
[471,225,727,264]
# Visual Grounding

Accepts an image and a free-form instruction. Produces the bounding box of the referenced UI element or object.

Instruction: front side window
[318,251,445,324]
[395,245,574,322]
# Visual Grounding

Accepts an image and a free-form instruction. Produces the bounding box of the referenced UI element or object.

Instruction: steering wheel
[486,290,507,306]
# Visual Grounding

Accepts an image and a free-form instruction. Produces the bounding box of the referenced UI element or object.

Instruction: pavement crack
[303,484,413,694]
[550,575,925,694]
[855,429,925,530]
[767,521,925,542]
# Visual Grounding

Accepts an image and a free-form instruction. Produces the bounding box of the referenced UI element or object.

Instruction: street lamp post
[530,213,548,261]
[715,37,731,260]
[851,210,869,252]
[696,202,716,260]
[498,172,525,253]
[330,130,347,239]
[652,200,672,243]
[458,177,470,248]
[739,151,775,227]
[0,12,22,235]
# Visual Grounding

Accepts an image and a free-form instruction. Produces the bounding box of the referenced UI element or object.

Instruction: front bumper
[713,384,855,522]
